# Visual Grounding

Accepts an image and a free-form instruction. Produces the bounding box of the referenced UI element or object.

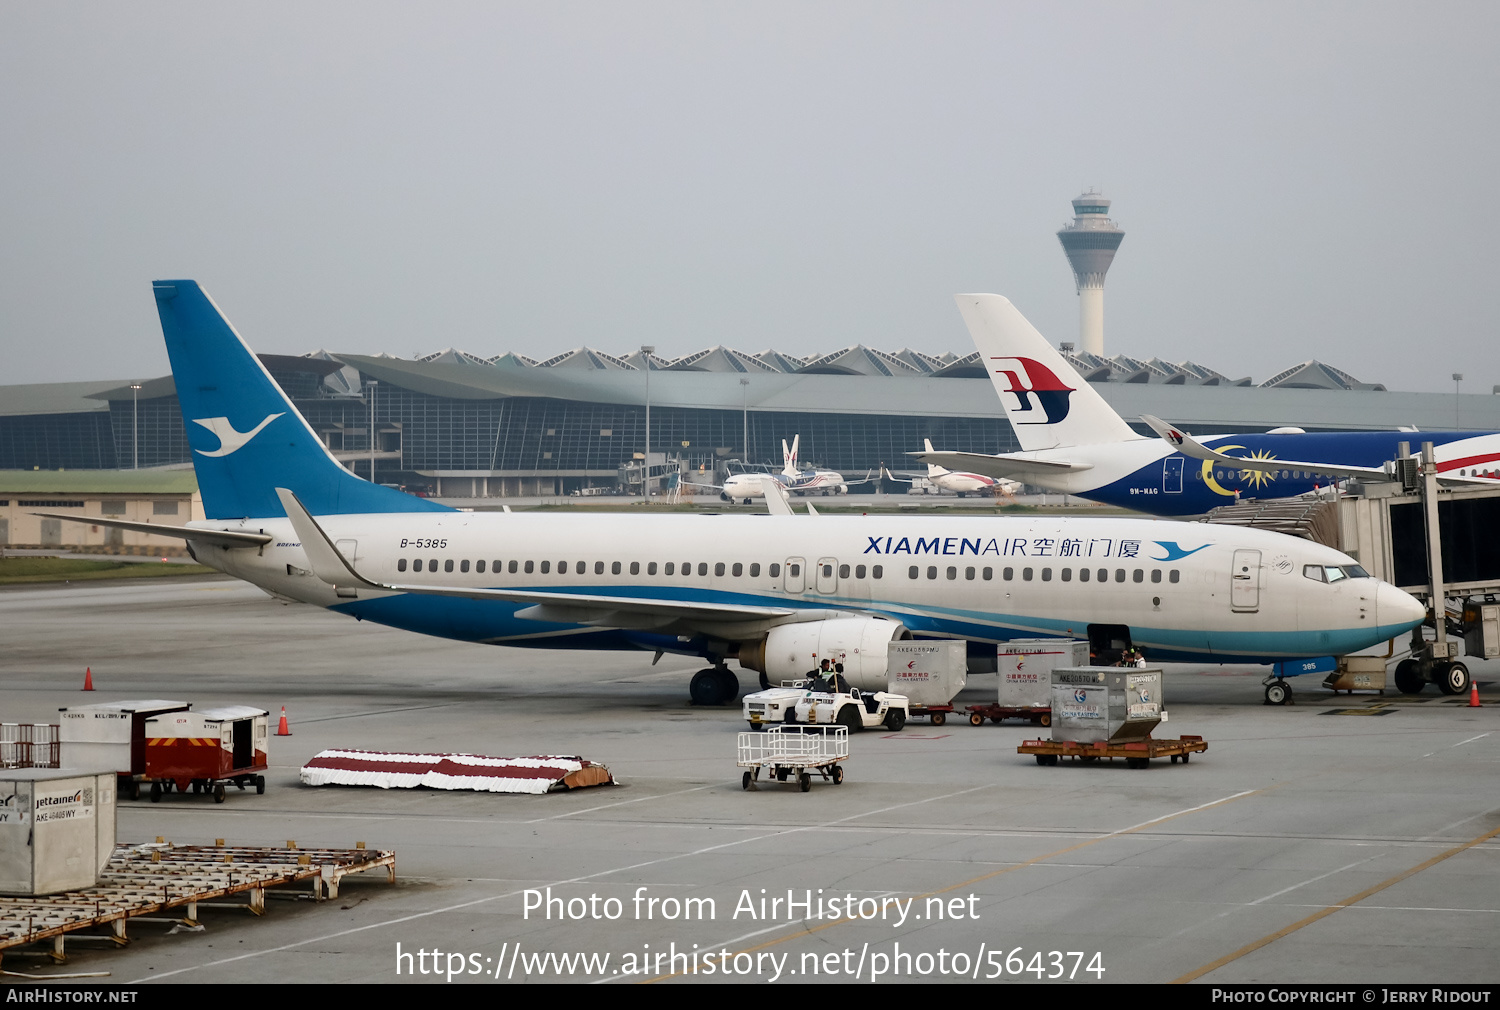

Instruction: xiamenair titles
[911,295,1500,516]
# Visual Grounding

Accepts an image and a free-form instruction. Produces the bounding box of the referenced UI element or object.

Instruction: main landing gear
[690,666,740,706]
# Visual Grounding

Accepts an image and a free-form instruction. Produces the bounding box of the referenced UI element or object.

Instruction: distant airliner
[914,295,1500,516]
[41,282,1428,707]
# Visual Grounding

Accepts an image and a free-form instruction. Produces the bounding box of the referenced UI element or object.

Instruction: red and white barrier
[299,749,614,794]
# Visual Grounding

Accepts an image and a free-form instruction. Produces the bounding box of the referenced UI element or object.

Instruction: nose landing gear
[1262,676,1294,706]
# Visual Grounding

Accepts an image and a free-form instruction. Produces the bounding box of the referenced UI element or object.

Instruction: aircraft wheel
[1437,662,1471,696]
[1264,681,1290,706]
[836,706,862,731]
[690,669,726,706]
[1394,659,1425,694]
[714,668,740,703]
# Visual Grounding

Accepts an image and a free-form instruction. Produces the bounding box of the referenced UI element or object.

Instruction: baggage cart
[966,703,1052,727]
[1018,735,1207,769]
[736,726,848,792]
[909,703,955,726]
[58,700,191,800]
[143,707,269,803]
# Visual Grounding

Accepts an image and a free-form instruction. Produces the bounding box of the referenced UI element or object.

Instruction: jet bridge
[1337,444,1500,695]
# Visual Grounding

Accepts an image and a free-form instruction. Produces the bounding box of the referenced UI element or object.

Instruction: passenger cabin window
[1041,568,1052,581]
[665,562,675,575]
[595,561,605,575]
[540,561,550,574]
[612,562,621,575]
[558,561,568,574]
[927,566,938,580]
[716,563,726,576]
[909,566,919,579]
[1060,568,1071,582]
[946,567,957,580]
[648,562,657,575]
[509,561,519,574]
[444,560,454,573]
[1151,569,1161,583]
[838,564,849,579]
[698,563,708,576]
[1132,569,1143,583]
[1003,567,1014,581]
[524,561,534,574]
[769,563,780,578]
[476,560,486,573]
[630,562,640,575]
[981,567,991,580]
[1169,570,1180,583]
[398,559,408,572]
[750,563,761,577]
[733,563,743,577]
[872,565,883,579]
[460,560,470,573]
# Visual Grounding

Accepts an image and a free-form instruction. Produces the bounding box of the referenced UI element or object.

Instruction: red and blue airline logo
[991,357,1075,425]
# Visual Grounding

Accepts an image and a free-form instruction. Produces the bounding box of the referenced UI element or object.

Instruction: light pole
[641,346,655,498]
[368,379,379,483]
[739,377,750,463]
[129,384,141,469]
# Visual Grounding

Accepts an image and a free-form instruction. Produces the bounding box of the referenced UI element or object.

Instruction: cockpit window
[1305,564,1368,583]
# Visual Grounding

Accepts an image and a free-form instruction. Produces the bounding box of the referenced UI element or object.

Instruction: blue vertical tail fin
[153,280,450,519]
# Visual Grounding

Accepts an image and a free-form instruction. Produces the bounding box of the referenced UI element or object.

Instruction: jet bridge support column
[1397,442,1469,695]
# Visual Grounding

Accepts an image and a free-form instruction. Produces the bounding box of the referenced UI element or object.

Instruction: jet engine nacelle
[740,617,911,691]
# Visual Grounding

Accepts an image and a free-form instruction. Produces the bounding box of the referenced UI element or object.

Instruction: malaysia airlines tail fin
[922,438,950,478]
[152,280,449,520]
[955,294,1142,452]
[781,435,801,477]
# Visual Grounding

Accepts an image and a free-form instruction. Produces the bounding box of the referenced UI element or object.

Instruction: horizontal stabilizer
[28,512,271,549]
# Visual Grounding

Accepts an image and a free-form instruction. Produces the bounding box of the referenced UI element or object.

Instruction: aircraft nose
[1376,581,1427,631]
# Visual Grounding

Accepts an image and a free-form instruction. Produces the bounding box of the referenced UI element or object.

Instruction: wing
[28,512,272,549]
[275,488,797,628]
[1139,415,1500,487]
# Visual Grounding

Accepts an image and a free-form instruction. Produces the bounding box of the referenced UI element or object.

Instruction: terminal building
[1,344,1497,501]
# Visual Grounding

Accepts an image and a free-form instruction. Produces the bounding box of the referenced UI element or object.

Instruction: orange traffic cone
[1469,681,1482,708]
[276,706,292,736]
[83,667,94,691]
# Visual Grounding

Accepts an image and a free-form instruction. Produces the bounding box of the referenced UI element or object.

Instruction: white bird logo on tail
[192,414,284,457]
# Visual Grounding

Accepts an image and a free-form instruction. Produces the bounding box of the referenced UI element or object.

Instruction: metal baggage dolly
[1018,735,1207,769]
[737,725,849,792]
[909,703,954,726]
[965,703,1052,727]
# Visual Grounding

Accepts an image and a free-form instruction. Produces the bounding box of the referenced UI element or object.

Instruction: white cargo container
[59,700,191,796]
[0,769,117,895]
[1050,667,1162,745]
[886,641,967,708]
[997,640,1089,709]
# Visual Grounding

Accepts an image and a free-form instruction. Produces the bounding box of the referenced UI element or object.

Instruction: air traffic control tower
[1057,191,1125,357]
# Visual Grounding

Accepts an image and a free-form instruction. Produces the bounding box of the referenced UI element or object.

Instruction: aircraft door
[816,557,838,594]
[1163,457,1183,494]
[1230,549,1261,612]
[783,557,805,594]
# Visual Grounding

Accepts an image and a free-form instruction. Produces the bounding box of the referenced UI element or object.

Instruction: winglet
[760,476,794,516]
[275,487,382,590]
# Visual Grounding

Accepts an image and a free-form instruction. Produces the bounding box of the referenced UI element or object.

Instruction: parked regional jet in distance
[912,295,1500,516]
[883,439,1022,498]
[50,281,1429,707]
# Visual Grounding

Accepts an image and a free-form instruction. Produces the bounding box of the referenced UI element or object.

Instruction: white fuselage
[191,511,1422,664]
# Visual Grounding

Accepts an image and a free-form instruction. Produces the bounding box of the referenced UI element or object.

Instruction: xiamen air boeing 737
[914,295,1500,516]
[37,282,1429,706]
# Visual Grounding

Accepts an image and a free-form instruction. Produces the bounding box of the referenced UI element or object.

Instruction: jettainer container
[0,769,117,895]
[997,640,1089,709]
[886,641,967,707]
[1050,667,1162,745]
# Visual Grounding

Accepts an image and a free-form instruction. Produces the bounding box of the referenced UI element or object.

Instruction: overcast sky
[2,2,1497,392]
